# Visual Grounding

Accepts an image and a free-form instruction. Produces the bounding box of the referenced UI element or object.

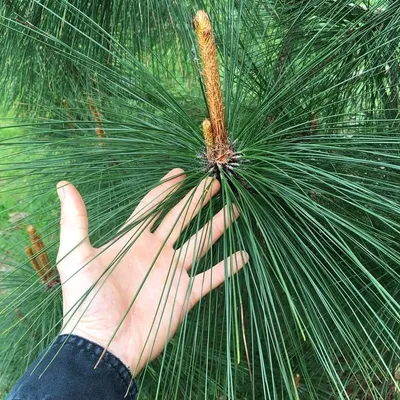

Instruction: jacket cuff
[7,334,138,400]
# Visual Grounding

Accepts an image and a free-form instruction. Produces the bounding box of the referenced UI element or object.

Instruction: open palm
[56,168,248,375]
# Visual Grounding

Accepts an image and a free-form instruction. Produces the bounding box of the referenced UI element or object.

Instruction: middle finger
[155,177,220,244]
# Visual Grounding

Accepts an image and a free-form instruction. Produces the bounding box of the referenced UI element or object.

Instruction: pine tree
[1,1,400,398]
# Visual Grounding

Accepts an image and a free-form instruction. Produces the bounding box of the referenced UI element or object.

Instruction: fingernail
[238,251,249,264]
[57,183,65,202]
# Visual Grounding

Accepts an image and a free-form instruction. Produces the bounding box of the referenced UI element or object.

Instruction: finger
[119,168,186,235]
[189,251,249,308]
[178,204,239,270]
[156,177,220,244]
[57,181,91,268]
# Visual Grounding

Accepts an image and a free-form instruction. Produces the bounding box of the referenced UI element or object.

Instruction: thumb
[57,181,91,263]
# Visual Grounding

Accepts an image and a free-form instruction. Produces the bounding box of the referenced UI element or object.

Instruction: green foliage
[1,0,400,398]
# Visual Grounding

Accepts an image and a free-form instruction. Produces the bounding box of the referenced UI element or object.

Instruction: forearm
[6,335,138,400]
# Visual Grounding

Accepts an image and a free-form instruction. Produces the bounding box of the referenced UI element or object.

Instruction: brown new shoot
[194,10,230,164]
[25,246,41,276]
[310,111,318,132]
[26,225,58,289]
[295,373,301,389]
[62,99,75,130]
[88,98,106,139]
[202,118,214,160]
[14,308,24,321]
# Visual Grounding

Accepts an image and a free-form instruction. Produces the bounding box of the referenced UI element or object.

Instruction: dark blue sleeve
[6,334,138,400]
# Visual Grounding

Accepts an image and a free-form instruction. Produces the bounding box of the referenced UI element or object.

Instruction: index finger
[155,177,220,243]
[177,204,239,270]
[119,168,186,235]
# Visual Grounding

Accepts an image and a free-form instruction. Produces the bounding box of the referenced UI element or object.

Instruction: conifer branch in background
[1,1,400,397]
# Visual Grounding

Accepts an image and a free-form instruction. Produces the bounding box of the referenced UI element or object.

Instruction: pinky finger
[189,251,249,308]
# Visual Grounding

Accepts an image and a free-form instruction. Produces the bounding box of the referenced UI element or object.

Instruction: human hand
[56,168,248,376]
